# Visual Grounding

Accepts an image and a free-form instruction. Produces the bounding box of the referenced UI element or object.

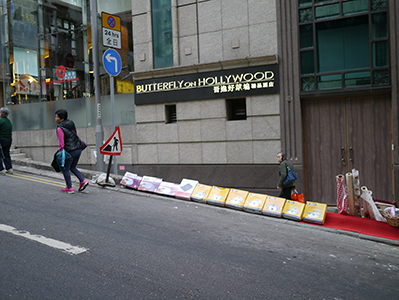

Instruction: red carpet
[304,212,399,241]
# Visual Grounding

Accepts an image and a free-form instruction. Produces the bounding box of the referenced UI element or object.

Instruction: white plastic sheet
[336,174,349,215]
[360,186,386,223]
[351,169,361,216]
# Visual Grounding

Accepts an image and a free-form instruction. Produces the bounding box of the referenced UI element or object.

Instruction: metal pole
[110,75,117,175]
[90,0,105,172]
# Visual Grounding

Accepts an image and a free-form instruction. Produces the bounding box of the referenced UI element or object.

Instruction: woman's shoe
[78,180,89,192]
[61,187,74,194]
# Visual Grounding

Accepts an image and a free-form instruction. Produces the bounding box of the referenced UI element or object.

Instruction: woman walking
[55,109,88,193]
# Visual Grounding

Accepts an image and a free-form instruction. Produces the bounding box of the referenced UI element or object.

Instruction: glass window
[371,0,387,11]
[152,0,173,69]
[300,24,313,49]
[372,12,388,39]
[302,77,315,91]
[299,8,313,23]
[301,50,314,75]
[317,16,369,73]
[299,0,312,7]
[373,69,389,85]
[315,3,340,20]
[343,0,368,15]
[317,74,342,90]
[373,41,389,67]
[152,0,171,10]
[344,71,370,87]
[299,0,389,92]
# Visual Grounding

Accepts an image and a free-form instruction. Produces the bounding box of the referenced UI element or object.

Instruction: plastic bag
[96,173,115,187]
[291,189,305,203]
[360,186,386,222]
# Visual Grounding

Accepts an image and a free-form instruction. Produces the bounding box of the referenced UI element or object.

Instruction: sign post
[102,48,122,175]
[91,0,105,172]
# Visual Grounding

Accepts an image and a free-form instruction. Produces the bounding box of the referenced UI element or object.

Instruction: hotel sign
[134,64,279,105]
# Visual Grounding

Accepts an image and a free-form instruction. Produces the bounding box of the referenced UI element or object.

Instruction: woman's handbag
[283,166,298,186]
[72,130,87,150]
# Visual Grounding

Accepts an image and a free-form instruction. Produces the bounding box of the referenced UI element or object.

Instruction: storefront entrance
[303,94,393,204]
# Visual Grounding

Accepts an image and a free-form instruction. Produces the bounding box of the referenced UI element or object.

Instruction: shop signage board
[102,12,121,49]
[134,64,279,105]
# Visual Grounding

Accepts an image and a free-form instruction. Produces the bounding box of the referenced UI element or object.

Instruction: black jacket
[58,119,81,152]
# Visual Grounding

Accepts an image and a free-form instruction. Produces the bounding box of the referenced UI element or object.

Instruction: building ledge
[131,55,278,81]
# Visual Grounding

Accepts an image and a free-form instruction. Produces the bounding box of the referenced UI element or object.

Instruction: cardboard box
[282,200,305,221]
[137,176,163,193]
[206,186,230,206]
[302,201,327,224]
[175,179,199,200]
[262,196,286,218]
[155,181,180,197]
[120,172,142,190]
[225,189,248,210]
[191,184,212,203]
[243,193,267,214]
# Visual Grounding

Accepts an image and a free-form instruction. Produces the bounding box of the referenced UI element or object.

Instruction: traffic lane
[0,173,194,299]
[0,173,277,299]
[2,173,276,298]
[1,171,399,299]
[0,231,181,300]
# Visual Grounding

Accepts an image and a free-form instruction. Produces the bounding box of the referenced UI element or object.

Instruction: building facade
[130,0,282,195]
[277,0,398,204]
[1,0,397,203]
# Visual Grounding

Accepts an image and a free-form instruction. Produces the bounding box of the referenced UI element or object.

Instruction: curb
[11,158,399,247]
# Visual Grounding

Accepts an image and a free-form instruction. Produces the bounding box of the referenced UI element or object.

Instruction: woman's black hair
[55,109,68,120]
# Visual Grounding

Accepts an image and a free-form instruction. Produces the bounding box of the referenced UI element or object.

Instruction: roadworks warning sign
[100,126,122,155]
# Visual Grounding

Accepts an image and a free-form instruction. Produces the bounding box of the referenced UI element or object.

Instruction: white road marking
[0,224,88,255]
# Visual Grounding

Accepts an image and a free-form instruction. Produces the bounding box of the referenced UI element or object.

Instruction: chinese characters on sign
[134,65,279,105]
[213,81,274,94]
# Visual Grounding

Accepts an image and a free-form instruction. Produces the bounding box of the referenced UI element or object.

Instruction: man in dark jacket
[277,152,296,199]
[0,107,13,175]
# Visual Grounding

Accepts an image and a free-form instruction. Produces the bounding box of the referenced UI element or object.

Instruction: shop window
[226,98,246,121]
[165,104,177,123]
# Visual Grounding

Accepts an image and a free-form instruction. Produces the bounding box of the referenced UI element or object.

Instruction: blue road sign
[103,49,122,76]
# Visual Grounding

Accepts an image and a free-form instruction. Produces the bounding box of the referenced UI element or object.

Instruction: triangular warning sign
[100,126,122,155]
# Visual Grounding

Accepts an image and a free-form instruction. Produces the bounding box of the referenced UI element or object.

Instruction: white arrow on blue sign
[102,48,122,76]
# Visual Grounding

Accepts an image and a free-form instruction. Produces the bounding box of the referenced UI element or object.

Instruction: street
[1,171,398,300]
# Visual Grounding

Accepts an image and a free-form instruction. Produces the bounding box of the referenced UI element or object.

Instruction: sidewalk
[10,157,399,247]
